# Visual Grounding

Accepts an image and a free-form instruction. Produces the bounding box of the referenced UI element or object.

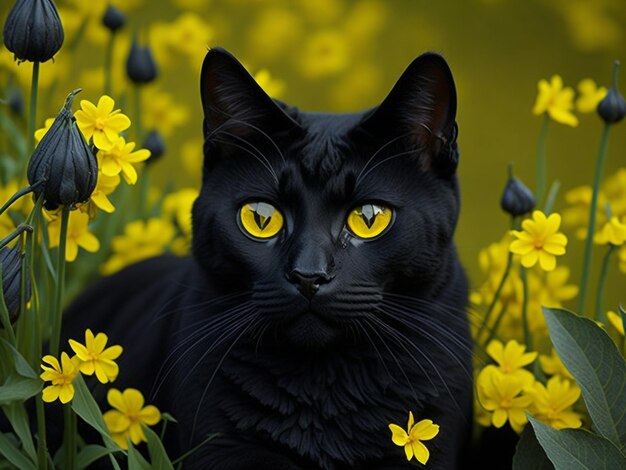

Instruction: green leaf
[513,425,554,470]
[0,374,42,404]
[2,403,37,464]
[0,432,37,470]
[0,112,27,162]
[144,426,174,470]
[0,337,39,379]
[76,444,116,470]
[127,443,152,470]
[528,415,626,469]
[543,307,626,451]
[70,374,122,470]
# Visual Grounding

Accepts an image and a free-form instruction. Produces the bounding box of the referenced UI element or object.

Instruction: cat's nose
[288,270,332,300]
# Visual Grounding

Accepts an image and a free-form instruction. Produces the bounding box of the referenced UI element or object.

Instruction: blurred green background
[1,0,625,308]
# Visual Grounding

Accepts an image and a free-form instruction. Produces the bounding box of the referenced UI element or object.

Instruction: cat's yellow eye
[347,204,393,239]
[239,202,284,239]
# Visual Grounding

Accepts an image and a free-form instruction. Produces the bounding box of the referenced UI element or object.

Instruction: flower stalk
[578,124,611,314]
[64,405,76,470]
[595,245,615,323]
[535,114,550,207]
[50,206,70,357]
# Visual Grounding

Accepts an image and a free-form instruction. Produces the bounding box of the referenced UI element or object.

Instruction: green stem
[542,180,561,214]
[0,264,16,345]
[50,207,69,357]
[64,405,76,470]
[535,114,550,207]
[578,124,612,314]
[520,266,531,350]
[36,397,48,470]
[26,62,39,158]
[134,86,142,142]
[476,218,517,343]
[104,32,116,96]
[0,182,41,216]
[595,245,615,323]
[0,223,32,250]
[171,433,221,465]
[482,302,509,347]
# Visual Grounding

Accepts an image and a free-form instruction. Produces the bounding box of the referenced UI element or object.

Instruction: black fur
[60,48,472,469]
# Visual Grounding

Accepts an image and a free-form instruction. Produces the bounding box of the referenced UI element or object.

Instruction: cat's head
[192,48,462,349]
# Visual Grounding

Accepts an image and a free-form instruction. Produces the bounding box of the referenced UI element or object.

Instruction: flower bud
[126,36,158,85]
[142,130,165,165]
[102,5,126,33]
[3,0,64,63]
[27,89,98,210]
[501,169,535,217]
[598,61,626,124]
[0,246,30,324]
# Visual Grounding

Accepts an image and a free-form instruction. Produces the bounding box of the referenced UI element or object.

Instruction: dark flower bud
[0,246,30,324]
[501,168,535,217]
[598,61,626,124]
[126,36,158,85]
[27,89,98,211]
[142,130,165,164]
[3,0,64,63]
[102,5,126,33]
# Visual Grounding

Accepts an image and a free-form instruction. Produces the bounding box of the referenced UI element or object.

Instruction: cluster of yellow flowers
[476,340,582,433]
[39,329,161,450]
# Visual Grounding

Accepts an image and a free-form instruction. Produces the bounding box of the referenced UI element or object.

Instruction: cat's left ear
[360,52,459,176]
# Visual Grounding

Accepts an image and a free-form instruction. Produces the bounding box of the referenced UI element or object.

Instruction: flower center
[95,118,107,130]
[534,240,544,249]
[500,398,512,409]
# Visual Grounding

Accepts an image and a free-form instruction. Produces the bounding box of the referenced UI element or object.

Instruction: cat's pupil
[359,204,384,229]
[251,202,275,230]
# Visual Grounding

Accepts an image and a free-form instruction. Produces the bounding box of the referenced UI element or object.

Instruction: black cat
[61,48,473,469]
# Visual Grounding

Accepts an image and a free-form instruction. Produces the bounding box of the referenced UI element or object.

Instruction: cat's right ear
[200,48,300,138]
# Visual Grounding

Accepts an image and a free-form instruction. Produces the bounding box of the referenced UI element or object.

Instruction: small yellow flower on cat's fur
[69,329,123,384]
[388,411,439,464]
[40,352,80,404]
[74,95,131,151]
[103,388,161,450]
[510,211,568,271]
[532,75,579,127]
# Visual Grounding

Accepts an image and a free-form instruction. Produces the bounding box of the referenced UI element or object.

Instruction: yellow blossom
[102,218,175,275]
[299,30,350,79]
[535,266,579,308]
[103,388,161,450]
[34,118,55,144]
[510,211,568,271]
[539,349,574,380]
[532,75,579,127]
[388,411,439,464]
[48,211,100,262]
[576,79,607,113]
[253,69,286,98]
[142,89,189,137]
[529,377,582,430]
[607,311,624,336]
[97,137,151,185]
[69,329,123,384]
[594,216,626,246]
[167,12,214,58]
[88,169,121,214]
[476,367,533,433]
[40,352,80,404]
[562,185,608,239]
[486,339,537,388]
[74,96,131,151]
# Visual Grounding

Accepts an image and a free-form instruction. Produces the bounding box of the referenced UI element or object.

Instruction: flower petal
[412,440,430,465]
[389,424,409,446]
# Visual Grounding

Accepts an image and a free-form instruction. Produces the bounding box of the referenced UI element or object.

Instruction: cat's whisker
[151,303,255,399]
[190,313,262,443]
[151,291,250,324]
[225,117,288,164]
[211,136,279,184]
[360,317,421,404]
[355,131,413,187]
[354,320,393,384]
[216,129,281,181]
[356,148,421,186]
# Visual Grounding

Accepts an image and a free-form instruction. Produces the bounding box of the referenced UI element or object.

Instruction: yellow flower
[97,137,151,185]
[607,311,624,336]
[102,218,175,275]
[576,79,607,113]
[48,211,100,262]
[142,89,189,138]
[594,216,626,246]
[299,30,350,79]
[476,367,533,433]
[89,170,121,214]
[74,96,131,151]
[167,12,214,58]
[532,75,579,127]
[486,339,537,388]
[539,348,574,380]
[529,377,582,430]
[388,411,439,464]
[510,211,568,271]
[69,329,123,384]
[40,352,80,404]
[34,117,55,144]
[103,388,161,450]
